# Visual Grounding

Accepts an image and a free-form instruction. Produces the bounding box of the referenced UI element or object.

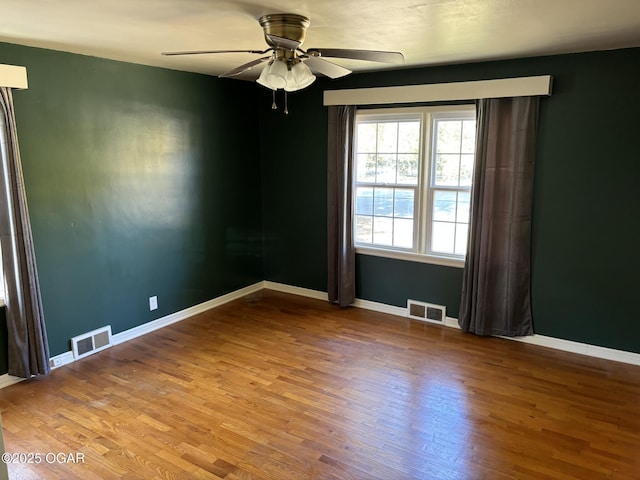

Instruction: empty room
[0,1,639,479]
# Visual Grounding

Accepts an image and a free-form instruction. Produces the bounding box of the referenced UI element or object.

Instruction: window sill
[355,246,465,269]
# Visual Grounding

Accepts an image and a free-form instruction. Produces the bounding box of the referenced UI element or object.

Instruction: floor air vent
[71,326,113,360]
[407,300,446,324]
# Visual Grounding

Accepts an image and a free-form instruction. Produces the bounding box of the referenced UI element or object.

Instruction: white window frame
[353,104,476,268]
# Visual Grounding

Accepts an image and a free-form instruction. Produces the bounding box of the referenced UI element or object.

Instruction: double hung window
[353,105,476,266]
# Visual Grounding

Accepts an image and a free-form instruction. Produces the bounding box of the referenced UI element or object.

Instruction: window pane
[355,187,374,215]
[460,154,474,186]
[455,223,469,255]
[456,192,471,223]
[356,215,373,243]
[394,189,414,218]
[433,190,457,221]
[434,154,460,186]
[436,120,462,153]
[377,122,398,153]
[357,123,377,153]
[376,154,396,183]
[373,188,394,216]
[432,221,455,254]
[356,154,376,182]
[461,120,476,153]
[394,218,414,248]
[373,217,393,245]
[397,154,419,185]
[398,121,420,153]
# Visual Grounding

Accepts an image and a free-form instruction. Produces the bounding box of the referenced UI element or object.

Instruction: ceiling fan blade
[303,56,352,79]
[266,34,301,51]
[219,56,271,78]
[162,49,270,56]
[305,48,405,64]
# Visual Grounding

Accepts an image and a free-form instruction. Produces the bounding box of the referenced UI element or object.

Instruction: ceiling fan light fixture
[163,13,405,95]
[256,61,275,89]
[264,59,288,89]
[164,12,404,106]
[284,61,316,92]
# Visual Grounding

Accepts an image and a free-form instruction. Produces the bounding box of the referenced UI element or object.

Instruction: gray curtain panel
[459,96,540,337]
[327,105,356,307]
[0,87,51,377]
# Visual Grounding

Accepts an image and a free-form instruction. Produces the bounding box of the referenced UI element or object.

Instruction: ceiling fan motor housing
[259,14,310,47]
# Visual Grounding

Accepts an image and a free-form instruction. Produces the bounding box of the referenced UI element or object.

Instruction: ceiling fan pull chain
[271,90,277,110]
[284,90,289,115]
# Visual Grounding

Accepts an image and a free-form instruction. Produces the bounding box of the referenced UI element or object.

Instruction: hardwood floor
[0,290,639,479]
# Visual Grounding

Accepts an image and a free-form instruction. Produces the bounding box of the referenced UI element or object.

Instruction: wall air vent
[71,326,113,360]
[407,300,446,324]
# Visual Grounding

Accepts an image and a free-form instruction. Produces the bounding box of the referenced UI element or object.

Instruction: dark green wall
[259,87,328,289]
[1,41,639,376]
[260,48,640,354]
[0,42,264,361]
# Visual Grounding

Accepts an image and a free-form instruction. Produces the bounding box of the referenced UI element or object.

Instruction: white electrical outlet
[149,296,158,311]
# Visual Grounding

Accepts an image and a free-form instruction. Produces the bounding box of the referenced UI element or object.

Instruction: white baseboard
[445,317,460,329]
[504,333,640,366]
[262,281,328,301]
[32,282,266,382]
[50,351,75,370]
[112,282,264,345]
[262,283,640,367]
[4,280,635,392]
[0,374,24,389]
[353,298,406,317]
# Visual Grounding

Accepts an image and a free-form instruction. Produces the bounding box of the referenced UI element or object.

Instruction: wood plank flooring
[0,290,639,479]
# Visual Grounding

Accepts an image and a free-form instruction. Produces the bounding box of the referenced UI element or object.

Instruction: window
[353,106,476,267]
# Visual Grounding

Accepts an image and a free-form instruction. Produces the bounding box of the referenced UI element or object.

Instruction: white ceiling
[2,0,640,80]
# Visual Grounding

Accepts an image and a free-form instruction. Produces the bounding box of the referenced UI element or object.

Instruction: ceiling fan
[162,13,404,112]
